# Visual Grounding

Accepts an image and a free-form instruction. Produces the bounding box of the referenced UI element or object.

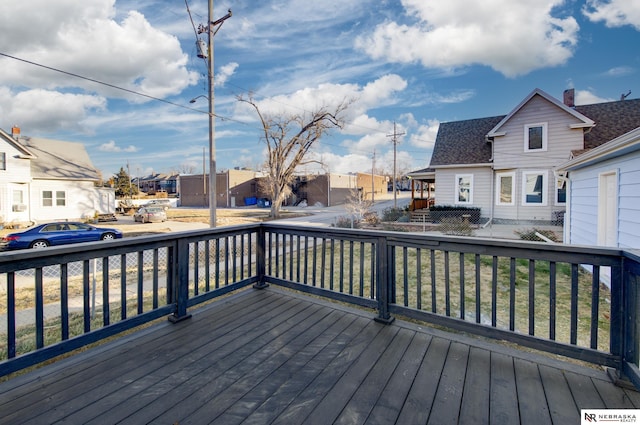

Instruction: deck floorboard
[1,286,638,424]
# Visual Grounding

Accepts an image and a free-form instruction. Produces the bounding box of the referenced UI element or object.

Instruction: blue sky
[0,0,639,180]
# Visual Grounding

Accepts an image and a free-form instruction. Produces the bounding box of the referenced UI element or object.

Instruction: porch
[2,223,640,423]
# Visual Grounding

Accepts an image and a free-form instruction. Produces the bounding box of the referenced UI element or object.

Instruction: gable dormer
[487,88,595,170]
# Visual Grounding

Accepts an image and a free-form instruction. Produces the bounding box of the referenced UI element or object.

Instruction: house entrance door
[598,171,617,247]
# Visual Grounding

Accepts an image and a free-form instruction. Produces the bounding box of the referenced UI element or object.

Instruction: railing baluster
[549,261,556,340]
[416,248,422,310]
[193,242,200,296]
[509,257,516,331]
[359,242,364,297]
[475,254,481,324]
[240,233,245,280]
[296,235,301,282]
[348,241,354,294]
[121,254,127,320]
[444,251,450,317]
[102,257,110,326]
[431,250,437,313]
[459,252,465,320]
[83,260,91,332]
[215,237,220,289]
[529,259,535,336]
[330,239,335,291]
[571,263,579,345]
[313,237,318,287]
[370,243,375,299]
[591,265,601,349]
[7,272,16,358]
[233,235,238,282]
[61,263,69,340]
[320,238,326,289]
[35,268,44,348]
[403,247,409,307]
[339,239,344,293]
[225,236,230,285]
[491,256,498,327]
[153,249,159,309]
[136,251,144,312]
[304,236,309,285]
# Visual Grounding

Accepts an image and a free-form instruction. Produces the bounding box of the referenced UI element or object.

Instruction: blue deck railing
[1,223,640,388]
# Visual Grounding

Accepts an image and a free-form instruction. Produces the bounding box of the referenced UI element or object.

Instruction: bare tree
[238,94,351,218]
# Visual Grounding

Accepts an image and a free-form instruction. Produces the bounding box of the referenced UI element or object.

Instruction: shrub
[439,217,475,236]
[333,216,360,228]
[515,228,561,242]
[382,207,406,222]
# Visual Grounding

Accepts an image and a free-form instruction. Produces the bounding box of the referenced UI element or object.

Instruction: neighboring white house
[417,88,640,224]
[557,127,640,249]
[0,126,114,226]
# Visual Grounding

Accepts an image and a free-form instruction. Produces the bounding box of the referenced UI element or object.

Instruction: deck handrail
[1,223,640,388]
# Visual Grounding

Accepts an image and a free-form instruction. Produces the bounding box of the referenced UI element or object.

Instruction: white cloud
[575,90,614,105]
[0,1,199,100]
[602,66,635,77]
[215,62,239,87]
[583,0,640,30]
[99,140,138,153]
[355,0,579,77]
[0,88,106,133]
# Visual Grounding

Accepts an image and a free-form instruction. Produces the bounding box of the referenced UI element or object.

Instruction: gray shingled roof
[427,96,640,168]
[576,98,640,149]
[429,116,504,166]
[21,136,100,181]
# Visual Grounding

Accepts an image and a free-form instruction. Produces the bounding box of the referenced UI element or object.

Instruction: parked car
[144,199,172,210]
[1,222,123,250]
[134,206,167,223]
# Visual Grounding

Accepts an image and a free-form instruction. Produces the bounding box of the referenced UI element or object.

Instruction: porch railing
[1,223,640,389]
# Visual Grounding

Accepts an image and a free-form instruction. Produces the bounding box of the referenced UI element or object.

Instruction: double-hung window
[524,123,547,152]
[496,172,515,205]
[522,171,547,206]
[43,190,66,207]
[455,174,473,204]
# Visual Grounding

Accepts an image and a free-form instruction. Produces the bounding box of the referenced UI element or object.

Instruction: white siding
[492,95,584,170]
[489,95,582,222]
[0,140,33,223]
[29,180,105,222]
[435,167,492,216]
[567,149,640,249]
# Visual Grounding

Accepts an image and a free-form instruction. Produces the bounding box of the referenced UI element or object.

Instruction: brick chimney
[563,89,575,108]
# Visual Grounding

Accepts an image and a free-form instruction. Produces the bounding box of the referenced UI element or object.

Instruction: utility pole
[387,122,405,208]
[196,3,232,227]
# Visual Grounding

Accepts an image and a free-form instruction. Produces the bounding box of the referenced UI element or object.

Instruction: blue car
[1,222,123,250]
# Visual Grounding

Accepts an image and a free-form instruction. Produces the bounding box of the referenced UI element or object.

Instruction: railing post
[621,256,640,387]
[169,238,192,323]
[253,226,269,289]
[374,236,394,324]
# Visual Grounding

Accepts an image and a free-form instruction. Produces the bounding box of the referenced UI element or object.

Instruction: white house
[0,126,114,226]
[416,88,640,224]
[557,127,640,249]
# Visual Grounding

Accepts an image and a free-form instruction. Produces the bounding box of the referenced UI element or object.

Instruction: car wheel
[30,240,49,249]
[101,233,116,241]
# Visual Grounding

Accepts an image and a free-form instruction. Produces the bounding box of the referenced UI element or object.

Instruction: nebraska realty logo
[582,410,640,423]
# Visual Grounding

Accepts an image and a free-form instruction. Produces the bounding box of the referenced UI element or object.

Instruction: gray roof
[427,96,640,168]
[429,116,504,166]
[21,136,100,181]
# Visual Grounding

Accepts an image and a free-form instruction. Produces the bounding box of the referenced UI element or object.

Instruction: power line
[0,51,224,119]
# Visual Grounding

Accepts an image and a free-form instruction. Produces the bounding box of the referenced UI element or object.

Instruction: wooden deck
[1,287,639,424]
